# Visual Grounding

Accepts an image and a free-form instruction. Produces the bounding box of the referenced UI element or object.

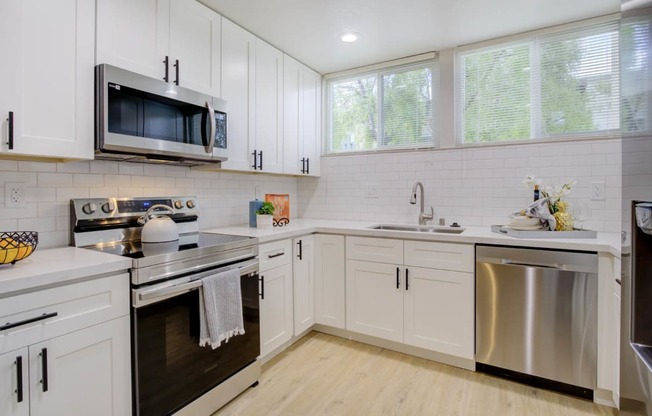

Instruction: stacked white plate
[503,215,546,230]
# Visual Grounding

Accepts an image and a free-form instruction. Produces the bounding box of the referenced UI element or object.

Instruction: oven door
[131,261,259,416]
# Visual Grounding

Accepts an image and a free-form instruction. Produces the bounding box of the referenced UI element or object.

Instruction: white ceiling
[199,0,620,75]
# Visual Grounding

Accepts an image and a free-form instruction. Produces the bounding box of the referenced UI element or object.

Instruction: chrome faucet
[410,181,434,225]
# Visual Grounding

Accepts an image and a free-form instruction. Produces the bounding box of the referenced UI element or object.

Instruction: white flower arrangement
[523,174,576,214]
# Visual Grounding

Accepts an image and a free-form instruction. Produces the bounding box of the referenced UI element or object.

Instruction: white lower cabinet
[28,317,131,416]
[403,266,474,358]
[0,273,131,416]
[259,240,294,358]
[293,236,315,335]
[345,237,474,359]
[314,235,345,329]
[346,260,403,343]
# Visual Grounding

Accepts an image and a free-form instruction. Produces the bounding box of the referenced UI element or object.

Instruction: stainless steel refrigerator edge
[621,0,652,414]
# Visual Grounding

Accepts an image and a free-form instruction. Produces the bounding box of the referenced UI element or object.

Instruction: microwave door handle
[205,101,216,155]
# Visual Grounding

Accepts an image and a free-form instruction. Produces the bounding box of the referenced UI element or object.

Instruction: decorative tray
[491,225,597,239]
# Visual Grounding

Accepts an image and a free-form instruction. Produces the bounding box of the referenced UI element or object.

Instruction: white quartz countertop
[203,218,621,257]
[0,247,132,296]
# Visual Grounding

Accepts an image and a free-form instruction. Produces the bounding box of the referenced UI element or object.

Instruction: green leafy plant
[256,202,275,215]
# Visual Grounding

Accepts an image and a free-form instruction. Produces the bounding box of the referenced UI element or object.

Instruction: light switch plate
[591,181,605,201]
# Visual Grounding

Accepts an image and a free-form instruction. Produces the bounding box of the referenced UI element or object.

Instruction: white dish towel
[199,268,245,349]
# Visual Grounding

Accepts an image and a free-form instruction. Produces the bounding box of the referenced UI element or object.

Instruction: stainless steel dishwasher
[475,245,598,399]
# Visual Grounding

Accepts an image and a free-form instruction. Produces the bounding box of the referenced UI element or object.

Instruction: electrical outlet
[591,181,605,201]
[365,182,378,199]
[5,183,26,208]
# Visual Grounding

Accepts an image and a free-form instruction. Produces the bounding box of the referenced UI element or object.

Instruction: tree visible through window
[458,21,620,144]
[329,63,435,153]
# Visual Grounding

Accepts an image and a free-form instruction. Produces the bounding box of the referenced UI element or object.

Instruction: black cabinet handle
[297,240,303,260]
[406,268,409,291]
[40,348,48,392]
[396,267,400,289]
[7,111,14,150]
[163,56,169,82]
[259,275,265,299]
[300,158,304,174]
[267,252,284,259]
[258,150,263,170]
[252,150,258,170]
[1,312,58,331]
[306,158,310,175]
[15,356,23,403]
[174,59,179,85]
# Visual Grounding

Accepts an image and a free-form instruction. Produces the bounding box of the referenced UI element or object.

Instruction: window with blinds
[621,16,651,134]
[328,62,436,153]
[457,21,620,144]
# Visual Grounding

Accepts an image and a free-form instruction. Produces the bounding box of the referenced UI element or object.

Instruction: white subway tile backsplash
[38,173,72,188]
[299,138,622,231]
[57,161,90,173]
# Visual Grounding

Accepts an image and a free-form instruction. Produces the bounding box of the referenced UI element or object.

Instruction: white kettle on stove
[138,204,179,243]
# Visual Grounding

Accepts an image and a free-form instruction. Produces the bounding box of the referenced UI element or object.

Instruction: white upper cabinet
[0,0,94,160]
[169,0,221,97]
[219,18,256,172]
[254,39,284,174]
[96,0,170,80]
[97,0,220,97]
[283,55,321,176]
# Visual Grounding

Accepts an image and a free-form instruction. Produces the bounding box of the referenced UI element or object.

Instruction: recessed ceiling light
[339,32,359,43]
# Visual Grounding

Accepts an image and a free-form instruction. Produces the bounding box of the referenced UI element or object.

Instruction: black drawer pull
[396,267,400,289]
[260,275,265,299]
[306,158,309,174]
[297,240,303,260]
[40,348,48,392]
[252,150,258,170]
[15,355,23,403]
[267,252,284,259]
[1,312,58,331]
[258,150,263,170]
[406,268,409,291]
[301,157,306,174]
[174,59,180,85]
[163,56,169,82]
[7,111,14,150]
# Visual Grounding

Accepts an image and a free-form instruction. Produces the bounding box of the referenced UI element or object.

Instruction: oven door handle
[136,259,259,304]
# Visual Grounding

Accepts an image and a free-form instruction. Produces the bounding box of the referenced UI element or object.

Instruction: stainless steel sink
[369,224,465,234]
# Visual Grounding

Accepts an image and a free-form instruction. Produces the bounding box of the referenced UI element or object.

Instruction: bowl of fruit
[0,232,38,265]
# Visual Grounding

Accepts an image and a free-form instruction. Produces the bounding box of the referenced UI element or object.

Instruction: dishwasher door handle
[501,259,561,269]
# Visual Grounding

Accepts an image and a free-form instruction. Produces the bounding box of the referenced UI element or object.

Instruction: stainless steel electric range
[70,196,261,416]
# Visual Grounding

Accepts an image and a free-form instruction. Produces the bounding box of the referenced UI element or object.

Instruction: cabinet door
[315,235,345,329]
[283,55,302,175]
[254,39,284,174]
[300,65,321,177]
[96,0,170,79]
[403,266,474,359]
[260,263,293,358]
[346,260,403,343]
[613,289,621,405]
[283,56,322,176]
[0,348,28,416]
[293,235,315,335]
[169,0,221,97]
[219,18,256,172]
[0,0,94,160]
[29,317,131,416]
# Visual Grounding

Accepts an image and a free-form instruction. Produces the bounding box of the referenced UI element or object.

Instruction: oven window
[133,275,260,416]
[107,83,209,147]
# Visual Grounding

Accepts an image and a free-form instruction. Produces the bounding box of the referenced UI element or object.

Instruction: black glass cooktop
[86,232,253,259]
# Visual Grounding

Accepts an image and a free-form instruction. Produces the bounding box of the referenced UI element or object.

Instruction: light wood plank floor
[214,332,618,416]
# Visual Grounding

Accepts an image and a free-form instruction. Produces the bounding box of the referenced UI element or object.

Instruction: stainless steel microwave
[95,64,227,166]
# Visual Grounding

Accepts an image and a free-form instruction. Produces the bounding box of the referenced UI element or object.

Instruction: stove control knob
[82,203,97,215]
[101,202,115,213]
[186,200,196,209]
[174,200,184,210]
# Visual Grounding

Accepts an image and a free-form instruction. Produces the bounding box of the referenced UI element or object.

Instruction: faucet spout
[410,182,434,225]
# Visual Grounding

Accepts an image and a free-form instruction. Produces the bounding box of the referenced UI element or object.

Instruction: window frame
[455,16,621,146]
[326,59,439,155]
